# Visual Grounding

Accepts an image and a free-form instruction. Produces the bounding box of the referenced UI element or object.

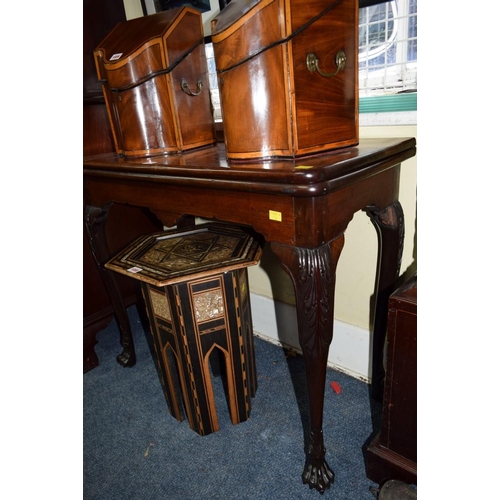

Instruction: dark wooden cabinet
[365,273,417,485]
[83,0,163,372]
[83,0,127,99]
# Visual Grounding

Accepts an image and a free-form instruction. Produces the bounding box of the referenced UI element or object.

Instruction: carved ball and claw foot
[302,431,334,494]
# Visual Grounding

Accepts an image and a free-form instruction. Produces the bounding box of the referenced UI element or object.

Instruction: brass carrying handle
[306,51,346,78]
[180,78,203,96]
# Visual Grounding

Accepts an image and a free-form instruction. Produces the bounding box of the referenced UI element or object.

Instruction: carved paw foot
[116,349,136,368]
[302,457,335,494]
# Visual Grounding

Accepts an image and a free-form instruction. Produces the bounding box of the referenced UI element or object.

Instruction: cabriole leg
[365,201,405,401]
[271,236,344,494]
[84,204,136,368]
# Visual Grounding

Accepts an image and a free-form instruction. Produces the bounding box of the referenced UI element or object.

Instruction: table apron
[83,163,400,248]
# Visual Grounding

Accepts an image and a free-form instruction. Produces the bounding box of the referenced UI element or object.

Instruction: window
[205,42,222,121]
[359,0,417,96]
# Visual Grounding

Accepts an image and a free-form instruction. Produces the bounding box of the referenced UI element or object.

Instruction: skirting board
[250,293,372,383]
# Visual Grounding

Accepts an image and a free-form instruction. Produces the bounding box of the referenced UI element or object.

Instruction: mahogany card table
[83,137,416,494]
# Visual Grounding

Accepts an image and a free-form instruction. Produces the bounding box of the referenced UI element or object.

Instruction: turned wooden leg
[365,201,404,401]
[271,236,345,494]
[84,204,136,368]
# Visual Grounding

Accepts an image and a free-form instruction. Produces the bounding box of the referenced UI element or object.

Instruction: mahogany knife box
[211,0,359,161]
[94,8,216,158]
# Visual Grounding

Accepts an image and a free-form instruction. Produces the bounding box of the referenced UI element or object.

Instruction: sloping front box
[94,8,216,158]
[211,0,358,161]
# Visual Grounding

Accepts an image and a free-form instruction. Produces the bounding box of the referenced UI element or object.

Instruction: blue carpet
[84,306,381,499]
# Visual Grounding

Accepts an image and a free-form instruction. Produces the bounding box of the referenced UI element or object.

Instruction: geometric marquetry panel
[149,288,171,321]
[105,222,262,287]
[193,287,224,323]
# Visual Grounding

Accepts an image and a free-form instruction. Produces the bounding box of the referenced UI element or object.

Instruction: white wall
[122,0,143,19]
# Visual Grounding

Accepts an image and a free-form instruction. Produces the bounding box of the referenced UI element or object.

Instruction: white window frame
[358,0,417,97]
